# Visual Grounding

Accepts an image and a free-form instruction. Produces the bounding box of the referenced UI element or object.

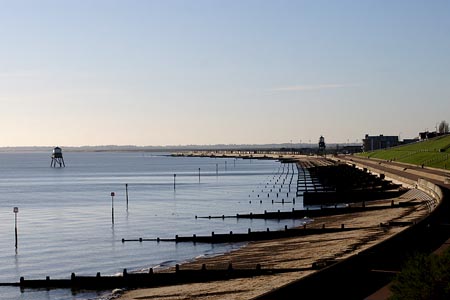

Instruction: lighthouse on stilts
[51,147,65,167]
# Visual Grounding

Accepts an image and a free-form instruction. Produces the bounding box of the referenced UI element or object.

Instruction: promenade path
[338,154,450,185]
[118,154,450,300]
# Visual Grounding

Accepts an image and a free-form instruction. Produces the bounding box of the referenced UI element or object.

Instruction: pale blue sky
[1,0,449,146]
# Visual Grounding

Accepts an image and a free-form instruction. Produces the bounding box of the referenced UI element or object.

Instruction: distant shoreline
[0,142,360,153]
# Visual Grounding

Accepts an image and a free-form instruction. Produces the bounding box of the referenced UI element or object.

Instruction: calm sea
[0,151,306,300]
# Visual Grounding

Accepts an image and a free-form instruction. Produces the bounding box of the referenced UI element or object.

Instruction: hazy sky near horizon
[1,0,449,147]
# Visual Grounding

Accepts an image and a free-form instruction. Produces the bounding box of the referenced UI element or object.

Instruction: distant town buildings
[402,138,420,145]
[362,134,399,152]
[341,145,363,154]
[419,131,439,140]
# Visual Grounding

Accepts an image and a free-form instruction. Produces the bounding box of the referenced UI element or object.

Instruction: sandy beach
[116,155,442,300]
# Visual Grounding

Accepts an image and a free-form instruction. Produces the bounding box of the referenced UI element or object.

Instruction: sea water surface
[0,151,307,300]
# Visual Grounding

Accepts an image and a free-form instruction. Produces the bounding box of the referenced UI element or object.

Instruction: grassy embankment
[357,134,450,170]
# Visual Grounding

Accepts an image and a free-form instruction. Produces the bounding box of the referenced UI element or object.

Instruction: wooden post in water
[198,168,201,182]
[173,174,176,190]
[111,192,115,225]
[125,184,129,211]
[216,163,218,176]
[13,207,18,250]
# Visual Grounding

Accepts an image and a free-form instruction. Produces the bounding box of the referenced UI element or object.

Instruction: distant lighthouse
[51,147,65,167]
[318,136,326,156]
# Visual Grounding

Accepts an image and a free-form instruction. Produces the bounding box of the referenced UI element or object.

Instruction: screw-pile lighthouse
[51,147,65,167]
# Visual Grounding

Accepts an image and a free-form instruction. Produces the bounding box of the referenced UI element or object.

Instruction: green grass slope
[358,134,450,170]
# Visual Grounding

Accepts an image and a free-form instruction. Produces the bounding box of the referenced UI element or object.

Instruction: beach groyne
[15,265,312,291]
[121,226,364,244]
[302,190,406,205]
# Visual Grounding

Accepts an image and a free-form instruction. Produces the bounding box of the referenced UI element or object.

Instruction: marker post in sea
[125,184,129,211]
[173,174,176,190]
[111,192,115,225]
[13,207,19,250]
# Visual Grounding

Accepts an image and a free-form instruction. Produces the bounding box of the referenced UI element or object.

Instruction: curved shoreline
[117,154,449,300]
